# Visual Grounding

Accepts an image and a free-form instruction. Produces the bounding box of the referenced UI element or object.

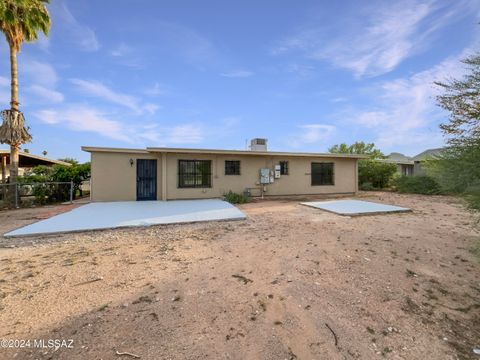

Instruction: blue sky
[0,0,478,162]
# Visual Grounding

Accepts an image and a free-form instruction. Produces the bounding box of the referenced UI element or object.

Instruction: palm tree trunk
[9,43,19,184]
[9,43,19,206]
[1,155,6,202]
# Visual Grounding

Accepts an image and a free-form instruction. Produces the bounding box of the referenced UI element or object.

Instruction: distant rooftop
[386,148,445,164]
[385,152,413,164]
[0,150,71,167]
[411,148,444,161]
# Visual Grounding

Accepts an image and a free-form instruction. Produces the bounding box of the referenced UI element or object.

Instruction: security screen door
[136,159,157,201]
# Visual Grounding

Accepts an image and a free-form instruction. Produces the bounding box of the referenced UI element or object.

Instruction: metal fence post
[70,181,74,203]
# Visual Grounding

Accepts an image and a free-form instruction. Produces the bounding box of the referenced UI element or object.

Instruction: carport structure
[0,150,71,183]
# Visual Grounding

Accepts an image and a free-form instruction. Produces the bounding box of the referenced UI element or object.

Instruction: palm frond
[0,0,51,50]
[0,109,32,146]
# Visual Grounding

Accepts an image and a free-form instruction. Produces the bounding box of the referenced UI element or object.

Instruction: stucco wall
[89,151,358,201]
[90,152,161,201]
[165,154,357,199]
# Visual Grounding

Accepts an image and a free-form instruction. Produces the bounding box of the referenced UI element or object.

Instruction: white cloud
[54,2,100,51]
[168,124,204,144]
[273,0,474,77]
[285,63,315,78]
[144,83,168,97]
[70,79,159,115]
[35,107,130,142]
[110,43,132,57]
[347,48,471,149]
[36,34,50,52]
[35,109,59,124]
[35,105,203,145]
[289,124,336,148]
[355,111,388,128]
[142,103,161,115]
[27,85,64,103]
[155,22,216,67]
[22,61,58,87]
[220,70,254,78]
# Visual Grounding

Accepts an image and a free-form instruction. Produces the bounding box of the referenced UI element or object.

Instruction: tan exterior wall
[165,154,357,199]
[89,151,358,201]
[90,152,161,201]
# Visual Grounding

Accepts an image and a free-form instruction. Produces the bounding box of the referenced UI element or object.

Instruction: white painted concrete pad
[4,199,246,237]
[301,199,410,216]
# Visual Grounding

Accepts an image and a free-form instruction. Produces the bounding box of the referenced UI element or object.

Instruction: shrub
[392,175,442,195]
[358,160,397,189]
[224,191,249,204]
[359,182,374,191]
[463,184,480,210]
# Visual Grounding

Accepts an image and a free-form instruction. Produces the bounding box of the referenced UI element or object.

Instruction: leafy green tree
[58,158,79,165]
[358,160,397,189]
[0,0,50,191]
[424,53,480,208]
[435,53,480,148]
[329,141,385,159]
[329,142,396,189]
[21,161,91,202]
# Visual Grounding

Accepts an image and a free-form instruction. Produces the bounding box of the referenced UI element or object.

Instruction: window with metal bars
[279,161,289,175]
[311,162,334,186]
[178,160,212,188]
[225,160,240,175]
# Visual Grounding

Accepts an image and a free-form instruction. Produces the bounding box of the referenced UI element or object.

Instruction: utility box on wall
[274,164,281,178]
[260,168,270,184]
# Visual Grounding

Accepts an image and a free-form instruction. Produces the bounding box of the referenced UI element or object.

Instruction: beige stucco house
[82,140,365,202]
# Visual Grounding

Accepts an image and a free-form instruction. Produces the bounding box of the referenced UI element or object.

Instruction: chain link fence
[0,181,74,209]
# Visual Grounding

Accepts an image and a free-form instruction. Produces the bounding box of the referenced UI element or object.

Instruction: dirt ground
[0,192,479,360]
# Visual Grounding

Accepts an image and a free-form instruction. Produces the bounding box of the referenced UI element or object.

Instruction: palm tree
[0,0,50,192]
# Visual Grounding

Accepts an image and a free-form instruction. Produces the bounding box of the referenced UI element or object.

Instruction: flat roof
[81,146,368,159]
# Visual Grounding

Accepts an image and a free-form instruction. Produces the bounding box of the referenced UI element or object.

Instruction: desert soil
[0,192,479,360]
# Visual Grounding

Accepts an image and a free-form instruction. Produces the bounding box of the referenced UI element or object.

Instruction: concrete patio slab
[301,199,410,216]
[4,199,246,237]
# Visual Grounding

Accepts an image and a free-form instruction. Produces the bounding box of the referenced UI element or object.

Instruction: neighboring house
[385,148,444,176]
[384,152,414,176]
[0,150,71,183]
[411,148,444,176]
[82,139,366,202]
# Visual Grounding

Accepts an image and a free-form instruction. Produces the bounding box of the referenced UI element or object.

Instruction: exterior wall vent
[250,138,268,151]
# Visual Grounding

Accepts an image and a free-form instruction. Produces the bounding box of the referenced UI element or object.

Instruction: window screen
[178,160,212,188]
[279,161,289,175]
[311,162,334,186]
[225,160,241,175]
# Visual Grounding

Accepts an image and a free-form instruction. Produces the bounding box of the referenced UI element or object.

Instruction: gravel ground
[0,192,479,360]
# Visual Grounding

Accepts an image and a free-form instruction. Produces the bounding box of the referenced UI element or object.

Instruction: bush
[463,184,480,210]
[20,162,90,201]
[392,175,442,195]
[224,191,249,204]
[359,182,374,191]
[358,160,397,189]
